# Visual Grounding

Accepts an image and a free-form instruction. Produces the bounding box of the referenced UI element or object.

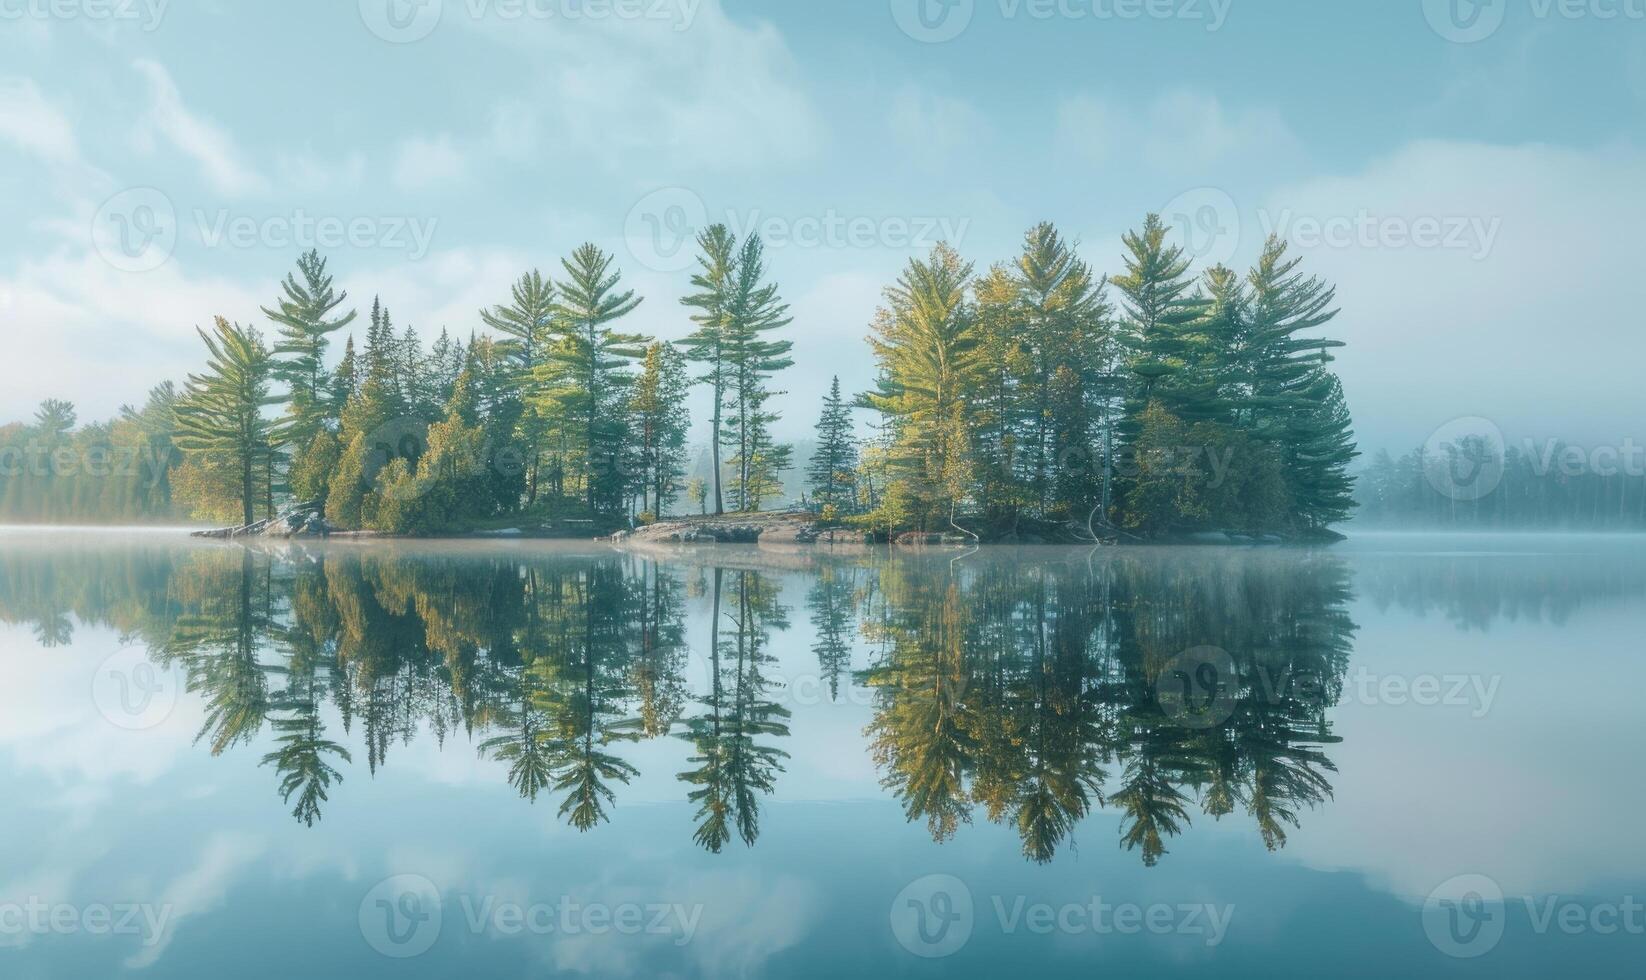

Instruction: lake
[0,530,1640,977]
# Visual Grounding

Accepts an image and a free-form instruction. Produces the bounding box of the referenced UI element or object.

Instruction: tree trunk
[711,379,725,516]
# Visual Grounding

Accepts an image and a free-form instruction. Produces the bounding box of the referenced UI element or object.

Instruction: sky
[1,0,1644,455]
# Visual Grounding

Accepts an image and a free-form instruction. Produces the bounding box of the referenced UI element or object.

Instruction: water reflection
[0,541,1368,864]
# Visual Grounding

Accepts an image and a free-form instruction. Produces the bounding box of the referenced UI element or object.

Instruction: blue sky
[2,0,1644,453]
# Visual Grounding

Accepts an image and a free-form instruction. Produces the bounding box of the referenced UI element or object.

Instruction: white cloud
[1055,89,1300,172]
[886,84,988,166]
[0,77,81,165]
[131,59,269,197]
[123,832,268,969]
[1259,139,1646,452]
[458,1,824,172]
[391,134,468,192]
[0,251,265,421]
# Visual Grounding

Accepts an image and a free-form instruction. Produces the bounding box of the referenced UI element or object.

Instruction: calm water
[0,530,1640,978]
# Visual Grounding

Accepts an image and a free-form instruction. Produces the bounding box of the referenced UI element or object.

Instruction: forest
[0,216,1360,540]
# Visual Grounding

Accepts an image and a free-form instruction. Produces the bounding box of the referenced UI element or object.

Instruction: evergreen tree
[721,234,794,511]
[863,243,979,530]
[174,318,284,526]
[263,250,356,443]
[807,376,859,512]
[1112,214,1215,431]
[481,271,558,504]
[538,244,648,519]
[680,226,739,515]
[627,342,691,518]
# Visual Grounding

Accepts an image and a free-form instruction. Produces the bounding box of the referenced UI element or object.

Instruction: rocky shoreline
[192,505,1342,547]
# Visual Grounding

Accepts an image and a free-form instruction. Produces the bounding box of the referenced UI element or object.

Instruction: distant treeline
[1,215,1360,539]
[1355,443,1646,530]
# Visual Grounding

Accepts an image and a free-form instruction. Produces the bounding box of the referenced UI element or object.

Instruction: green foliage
[627,342,692,517]
[264,250,356,445]
[174,317,286,526]
[807,376,859,510]
[534,243,649,520]
[288,429,340,505]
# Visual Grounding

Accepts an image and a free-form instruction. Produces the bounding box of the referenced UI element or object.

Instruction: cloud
[0,77,81,165]
[123,832,268,969]
[1257,139,1646,452]
[391,134,468,192]
[886,84,989,166]
[131,59,269,197]
[1055,89,1301,173]
[456,1,824,172]
[0,251,265,422]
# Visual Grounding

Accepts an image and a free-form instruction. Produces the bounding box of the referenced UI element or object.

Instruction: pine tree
[807,376,859,511]
[263,250,356,443]
[1004,223,1114,519]
[174,318,284,526]
[1112,214,1215,432]
[481,271,557,503]
[628,342,692,518]
[538,244,648,519]
[863,243,979,529]
[721,234,794,511]
[680,225,739,515]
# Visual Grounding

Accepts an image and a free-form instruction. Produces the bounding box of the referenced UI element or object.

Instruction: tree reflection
[0,540,1368,864]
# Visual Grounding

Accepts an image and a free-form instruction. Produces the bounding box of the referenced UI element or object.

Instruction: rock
[193,501,335,540]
